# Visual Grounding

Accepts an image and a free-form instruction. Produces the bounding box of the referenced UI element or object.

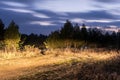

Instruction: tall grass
[0,45,41,59]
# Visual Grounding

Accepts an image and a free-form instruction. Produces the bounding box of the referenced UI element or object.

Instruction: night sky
[0,0,120,35]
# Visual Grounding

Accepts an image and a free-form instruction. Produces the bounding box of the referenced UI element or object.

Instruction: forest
[0,19,120,51]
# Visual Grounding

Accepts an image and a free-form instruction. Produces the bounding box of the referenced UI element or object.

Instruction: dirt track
[0,55,77,80]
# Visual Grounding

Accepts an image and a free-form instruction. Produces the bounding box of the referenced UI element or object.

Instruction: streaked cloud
[2,8,50,19]
[86,19,120,23]
[104,26,119,32]
[86,19,112,23]
[30,21,56,26]
[58,20,66,24]
[94,0,119,3]
[71,18,85,23]
[3,8,33,13]
[1,1,27,7]
[34,0,98,12]
[32,12,50,19]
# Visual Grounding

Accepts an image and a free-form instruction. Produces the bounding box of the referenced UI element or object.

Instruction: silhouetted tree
[0,19,5,49]
[110,32,117,48]
[60,20,74,39]
[45,21,86,49]
[117,30,120,50]
[0,19,4,40]
[73,23,81,40]
[23,33,47,49]
[81,24,88,42]
[104,32,111,47]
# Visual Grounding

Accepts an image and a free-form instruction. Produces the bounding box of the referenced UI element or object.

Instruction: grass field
[0,49,120,80]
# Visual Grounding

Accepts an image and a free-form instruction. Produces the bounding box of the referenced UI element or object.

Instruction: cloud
[109,9,120,16]
[67,10,118,20]
[86,19,113,23]
[71,18,85,23]
[30,21,56,26]
[34,0,98,12]
[0,9,59,35]
[3,8,33,13]
[104,26,119,32]
[2,8,50,19]
[57,20,66,24]
[32,12,50,19]
[94,0,119,3]
[0,0,33,3]
[1,1,28,7]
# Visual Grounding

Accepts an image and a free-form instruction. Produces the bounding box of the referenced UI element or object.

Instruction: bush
[45,38,85,49]
[0,41,5,50]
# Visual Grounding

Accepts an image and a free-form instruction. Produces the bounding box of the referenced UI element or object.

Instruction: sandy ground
[0,56,57,80]
[0,54,77,80]
[0,51,117,80]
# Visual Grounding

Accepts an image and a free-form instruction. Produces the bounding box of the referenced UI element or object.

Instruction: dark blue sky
[0,0,120,35]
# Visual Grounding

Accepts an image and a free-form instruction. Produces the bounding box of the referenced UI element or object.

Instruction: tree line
[0,19,47,51]
[45,20,120,50]
[0,19,120,51]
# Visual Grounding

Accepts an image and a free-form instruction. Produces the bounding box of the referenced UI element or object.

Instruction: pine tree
[0,19,4,40]
[73,23,81,40]
[60,20,74,39]
[4,21,21,51]
[81,24,88,42]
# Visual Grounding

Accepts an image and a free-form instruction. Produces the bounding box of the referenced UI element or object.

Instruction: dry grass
[0,48,120,80]
[0,46,40,60]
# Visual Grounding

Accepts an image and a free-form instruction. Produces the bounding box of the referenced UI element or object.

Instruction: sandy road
[0,56,60,80]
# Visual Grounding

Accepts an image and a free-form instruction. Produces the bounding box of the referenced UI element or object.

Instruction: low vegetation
[0,45,40,59]
[0,49,120,80]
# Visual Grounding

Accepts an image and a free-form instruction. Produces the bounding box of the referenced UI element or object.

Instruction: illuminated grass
[0,46,40,59]
[0,49,119,80]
